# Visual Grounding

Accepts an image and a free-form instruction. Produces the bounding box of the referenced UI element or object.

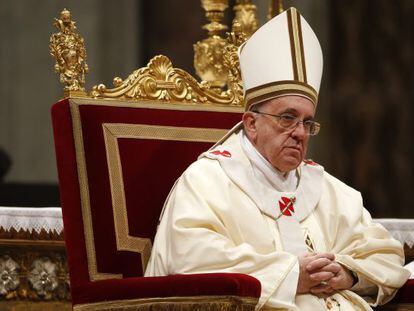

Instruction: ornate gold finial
[232,0,258,38]
[267,0,284,20]
[194,0,229,90]
[49,8,89,97]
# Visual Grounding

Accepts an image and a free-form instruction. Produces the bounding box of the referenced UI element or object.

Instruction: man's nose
[291,122,307,139]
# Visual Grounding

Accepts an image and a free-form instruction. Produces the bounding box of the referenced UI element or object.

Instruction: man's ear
[242,111,258,142]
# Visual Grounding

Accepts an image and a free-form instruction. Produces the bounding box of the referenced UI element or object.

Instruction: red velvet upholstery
[51,98,261,306]
[391,279,414,303]
[72,274,261,305]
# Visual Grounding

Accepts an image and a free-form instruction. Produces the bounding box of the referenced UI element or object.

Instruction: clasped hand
[296,253,355,296]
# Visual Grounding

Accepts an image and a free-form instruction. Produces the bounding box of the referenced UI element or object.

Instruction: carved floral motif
[0,256,20,297]
[28,258,58,298]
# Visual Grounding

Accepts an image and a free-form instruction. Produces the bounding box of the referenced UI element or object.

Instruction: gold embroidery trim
[73,296,259,311]
[70,100,122,281]
[302,228,316,253]
[295,9,307,83]
[103,123,230,142]
[287,8,306,83]
[245,81,317,108]
[305,233,315,253]
[103,123,229,272]
[70,97,244,114]
[287,9,298,81]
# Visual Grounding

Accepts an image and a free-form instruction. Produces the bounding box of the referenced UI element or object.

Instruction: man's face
[243,95,315,173]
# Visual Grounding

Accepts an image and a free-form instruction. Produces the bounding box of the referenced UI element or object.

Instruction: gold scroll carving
[91,54,244,107]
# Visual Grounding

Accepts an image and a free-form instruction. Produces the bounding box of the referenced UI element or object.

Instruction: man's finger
[327,275,342,289]
[309,253,335,261]
[320,262,341,274]
[310,284,333,294]
[306,258,333,272]
[309,271,335,282]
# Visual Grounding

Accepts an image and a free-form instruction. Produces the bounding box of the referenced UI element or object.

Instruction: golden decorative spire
[194,0,229,90]
[232,0,258,38]
[49,9,89,97]
[267,0,284,20]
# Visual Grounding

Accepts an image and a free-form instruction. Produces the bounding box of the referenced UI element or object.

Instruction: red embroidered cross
[278,196,295,217]
[210,150,232,158]
[304,159,318,166]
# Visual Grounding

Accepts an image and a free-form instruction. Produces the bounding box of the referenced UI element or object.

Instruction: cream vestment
[145,131,409,310]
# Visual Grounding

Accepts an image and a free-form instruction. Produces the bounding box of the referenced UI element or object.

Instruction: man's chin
[273,156,302,173]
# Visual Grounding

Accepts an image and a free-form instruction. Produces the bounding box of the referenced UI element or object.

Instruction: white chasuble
[239,131,322,257]
[145,131,410,310]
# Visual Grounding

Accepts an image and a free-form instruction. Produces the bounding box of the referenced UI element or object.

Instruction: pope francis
[145,7,410,310]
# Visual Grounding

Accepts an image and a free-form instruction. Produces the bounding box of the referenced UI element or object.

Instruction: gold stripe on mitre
[287,8,307,83]
[245,80,318,110]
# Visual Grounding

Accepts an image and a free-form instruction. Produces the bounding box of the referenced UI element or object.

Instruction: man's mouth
[285,145,301,151]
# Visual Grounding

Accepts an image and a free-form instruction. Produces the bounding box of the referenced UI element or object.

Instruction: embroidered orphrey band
[244,80,318,109]
[287,8,307,83]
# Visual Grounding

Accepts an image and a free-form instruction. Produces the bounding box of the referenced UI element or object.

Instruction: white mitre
[239,7,323,110]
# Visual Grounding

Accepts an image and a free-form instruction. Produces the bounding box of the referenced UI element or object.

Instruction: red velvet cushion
[72,273,261,305]
[391,279,414,303]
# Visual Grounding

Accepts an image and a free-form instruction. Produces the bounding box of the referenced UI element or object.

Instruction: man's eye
[280,115,296,121]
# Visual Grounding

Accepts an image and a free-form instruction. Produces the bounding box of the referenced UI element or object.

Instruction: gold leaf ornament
[91,55,232,104]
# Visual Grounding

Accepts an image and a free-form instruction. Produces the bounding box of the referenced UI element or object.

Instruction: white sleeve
[265,260,299,309]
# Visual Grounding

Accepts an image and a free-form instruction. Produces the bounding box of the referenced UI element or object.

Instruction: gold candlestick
[194,0,229,89]
[232,0,258,38]
[267,0,284,20]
